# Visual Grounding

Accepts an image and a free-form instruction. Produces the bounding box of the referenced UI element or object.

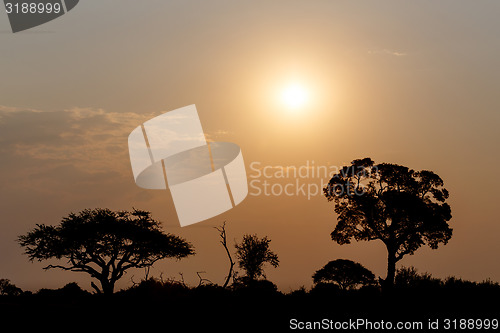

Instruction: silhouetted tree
[235,234,279,282]
[18,208,194,294]
[324,158,452,289]
[0,279,22,296]
[312,259,375,290]
[214,221,235,288]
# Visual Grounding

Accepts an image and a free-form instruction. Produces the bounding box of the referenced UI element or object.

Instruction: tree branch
[215,221,235,288]
[196,271,212,287]
[43,264,74,271]
[395,247,413,262]
[90,281,102,294]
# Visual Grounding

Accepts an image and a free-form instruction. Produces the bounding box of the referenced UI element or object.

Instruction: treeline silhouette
[4,158,499,329]
[2,266,499,298]
[1,267,499,330]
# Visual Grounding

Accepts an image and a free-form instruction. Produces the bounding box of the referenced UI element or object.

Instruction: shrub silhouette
[312,259,376,290]
[394,266,441,289]
[231,278,280,298]
[37,282,91,298]
[0,279,23,296]
[121,277,189,299]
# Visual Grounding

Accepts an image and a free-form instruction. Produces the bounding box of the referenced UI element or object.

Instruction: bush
[36,282,91,298]
[0,279,23,296]
[394,266,441,289]
[312,259,376,290]
[309,281,341,297]
[231,278,280,296]
[119,277,189,298]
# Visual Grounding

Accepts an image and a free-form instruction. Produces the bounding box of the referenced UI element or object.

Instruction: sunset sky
[1,1,499,292]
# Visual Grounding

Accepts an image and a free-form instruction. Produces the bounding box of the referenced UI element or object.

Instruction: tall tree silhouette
[235,234,279,282]
[18,208,194,294]
[323,158,452,289]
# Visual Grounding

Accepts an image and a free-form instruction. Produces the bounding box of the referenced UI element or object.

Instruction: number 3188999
[5,2,62,14]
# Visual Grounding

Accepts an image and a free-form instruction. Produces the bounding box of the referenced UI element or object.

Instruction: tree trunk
[223,260,234,289]
[217,223,235,289]
[100,279,115,295]
[384,248,397,291]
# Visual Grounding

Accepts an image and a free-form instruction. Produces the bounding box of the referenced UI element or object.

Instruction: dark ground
[1,279,499,332]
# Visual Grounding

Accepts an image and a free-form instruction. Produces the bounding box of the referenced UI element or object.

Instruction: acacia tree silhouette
[313,259,375,290]
[18,208,194,294]
[235,234,279,282]
[324,158,452,289]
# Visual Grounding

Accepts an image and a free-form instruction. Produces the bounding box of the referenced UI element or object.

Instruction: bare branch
[196,271,213,287]
[130,275,139,287]
[178,272,186,287]
[43,264,74,271]
[215,221,235,288]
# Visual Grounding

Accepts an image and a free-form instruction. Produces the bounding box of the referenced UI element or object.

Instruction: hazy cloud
[204,129,234,142]
[0,105,43,115]
[0,106,169,208]
[368,49,408,57]
[0,107,159,175]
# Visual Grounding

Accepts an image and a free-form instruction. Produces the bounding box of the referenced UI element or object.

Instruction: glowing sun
[280,83,309,110]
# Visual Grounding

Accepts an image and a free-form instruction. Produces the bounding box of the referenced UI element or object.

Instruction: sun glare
[281,83,309,110]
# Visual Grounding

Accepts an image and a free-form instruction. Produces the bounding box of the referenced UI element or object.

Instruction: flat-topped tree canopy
[18,208,194,294]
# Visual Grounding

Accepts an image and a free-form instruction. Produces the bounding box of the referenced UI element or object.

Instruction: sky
[0,0,499,292]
